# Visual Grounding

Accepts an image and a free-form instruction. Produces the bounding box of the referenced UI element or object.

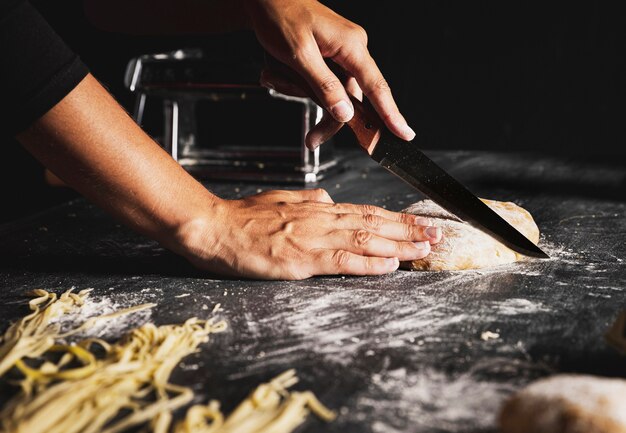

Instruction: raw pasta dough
[498,374,626,433]
[401,199,540,271]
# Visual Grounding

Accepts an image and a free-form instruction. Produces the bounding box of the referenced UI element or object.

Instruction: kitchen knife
[351,106,549,258]
[265,58,549,258]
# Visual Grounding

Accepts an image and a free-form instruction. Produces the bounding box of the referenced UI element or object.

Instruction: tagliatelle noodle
[0,289,336,433]
[174,369,336,433]
[0,288,155,381]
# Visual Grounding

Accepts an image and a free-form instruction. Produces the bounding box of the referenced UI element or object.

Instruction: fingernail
[425,226,441,240]
[330,100,354,123]
[402,124,416,140]
[306,137,320,150]
[414,241,429,250]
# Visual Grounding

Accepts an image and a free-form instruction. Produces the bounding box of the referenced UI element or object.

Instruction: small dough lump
[499,374,626,433]
[401,198,540,271]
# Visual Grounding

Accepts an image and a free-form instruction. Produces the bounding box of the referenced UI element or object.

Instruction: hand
[244,0,416,150]
[178,189,442,280]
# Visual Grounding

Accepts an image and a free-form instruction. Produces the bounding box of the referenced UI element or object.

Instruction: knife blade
[264,56,549,258]
[340,97,549,258]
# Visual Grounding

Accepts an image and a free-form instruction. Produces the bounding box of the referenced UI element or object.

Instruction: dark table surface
[0,150,625,433]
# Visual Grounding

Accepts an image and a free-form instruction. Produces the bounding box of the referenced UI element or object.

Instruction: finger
[301,201,432,226]
[291,42,354,123]
[344,76,363,101]
[305,112,343,150]
[329,202,430,226]
[334,213,442,244]
[254,188,334,204]
[331,229,431,261]
[334,49,415,141]
[314,249,399,276]
[259,69,309,98]
[304,76,363,150]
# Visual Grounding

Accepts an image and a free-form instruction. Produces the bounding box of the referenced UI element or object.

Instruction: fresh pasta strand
[0,288,155,380]
[174,369,336,433]
[0,289,336,433]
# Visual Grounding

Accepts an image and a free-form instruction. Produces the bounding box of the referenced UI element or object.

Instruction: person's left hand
[244,0,416,150]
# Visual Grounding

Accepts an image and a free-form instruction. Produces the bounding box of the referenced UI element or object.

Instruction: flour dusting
[50,286,162,340]
[493,298,550,315]
[351,366,516,432]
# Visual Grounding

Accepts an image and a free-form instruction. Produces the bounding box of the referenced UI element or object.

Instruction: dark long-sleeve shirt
[1,0,88,134]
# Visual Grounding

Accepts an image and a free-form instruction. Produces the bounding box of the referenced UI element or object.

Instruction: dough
[401,198,540,271]
[498,374,626,433]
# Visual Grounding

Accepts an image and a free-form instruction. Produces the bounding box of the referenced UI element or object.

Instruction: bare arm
[17,74,218,256]
[17,74,440,280]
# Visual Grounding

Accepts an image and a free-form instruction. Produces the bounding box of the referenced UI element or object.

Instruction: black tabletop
[0,150,625,433]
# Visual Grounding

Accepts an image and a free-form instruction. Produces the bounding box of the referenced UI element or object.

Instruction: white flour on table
[50,286,162,341]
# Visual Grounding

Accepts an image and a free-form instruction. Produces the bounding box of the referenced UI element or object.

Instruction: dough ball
[401,198,540,271]
[498,374,626,433]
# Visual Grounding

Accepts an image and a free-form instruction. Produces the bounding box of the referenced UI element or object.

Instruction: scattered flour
[349,357,550,433]
[493,298,550,316]
[223,242,574,430]
[50,287,161,341]
[239,282,553,374]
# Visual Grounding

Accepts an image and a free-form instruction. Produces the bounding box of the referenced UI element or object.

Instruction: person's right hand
[244,0,415,150]
[178,189,442,280]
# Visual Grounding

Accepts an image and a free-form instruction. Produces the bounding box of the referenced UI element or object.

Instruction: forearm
[16,74,220,254]
[83,0,251,34]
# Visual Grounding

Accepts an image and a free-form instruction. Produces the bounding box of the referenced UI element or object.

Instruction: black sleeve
[0,0,89,134]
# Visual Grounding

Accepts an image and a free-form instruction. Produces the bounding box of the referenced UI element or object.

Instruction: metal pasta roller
[124,48,343,183]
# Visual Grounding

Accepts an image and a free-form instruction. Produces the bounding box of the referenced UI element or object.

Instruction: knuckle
[352,229,373,248]
[396,242,409,255]
[373,77,391,92]
[363,213,383,230]
[332,250,351,269]
[333,211,347,222]
[398,213,415,224]
[318,76,342,93]
[404,223,417,240]
[352,24,368,43]
[314,188,330,200]
[344,26,367,48]
[360,204,378,215]
[341,20,367,42]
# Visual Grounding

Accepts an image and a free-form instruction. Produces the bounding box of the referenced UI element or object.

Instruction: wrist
[167,197,231,267]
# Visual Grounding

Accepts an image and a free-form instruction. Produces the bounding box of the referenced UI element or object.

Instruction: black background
[2,1,625,223]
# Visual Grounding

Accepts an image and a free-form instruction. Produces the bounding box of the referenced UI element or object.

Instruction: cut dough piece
[498,374,626,433]
[401,198,540,271]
